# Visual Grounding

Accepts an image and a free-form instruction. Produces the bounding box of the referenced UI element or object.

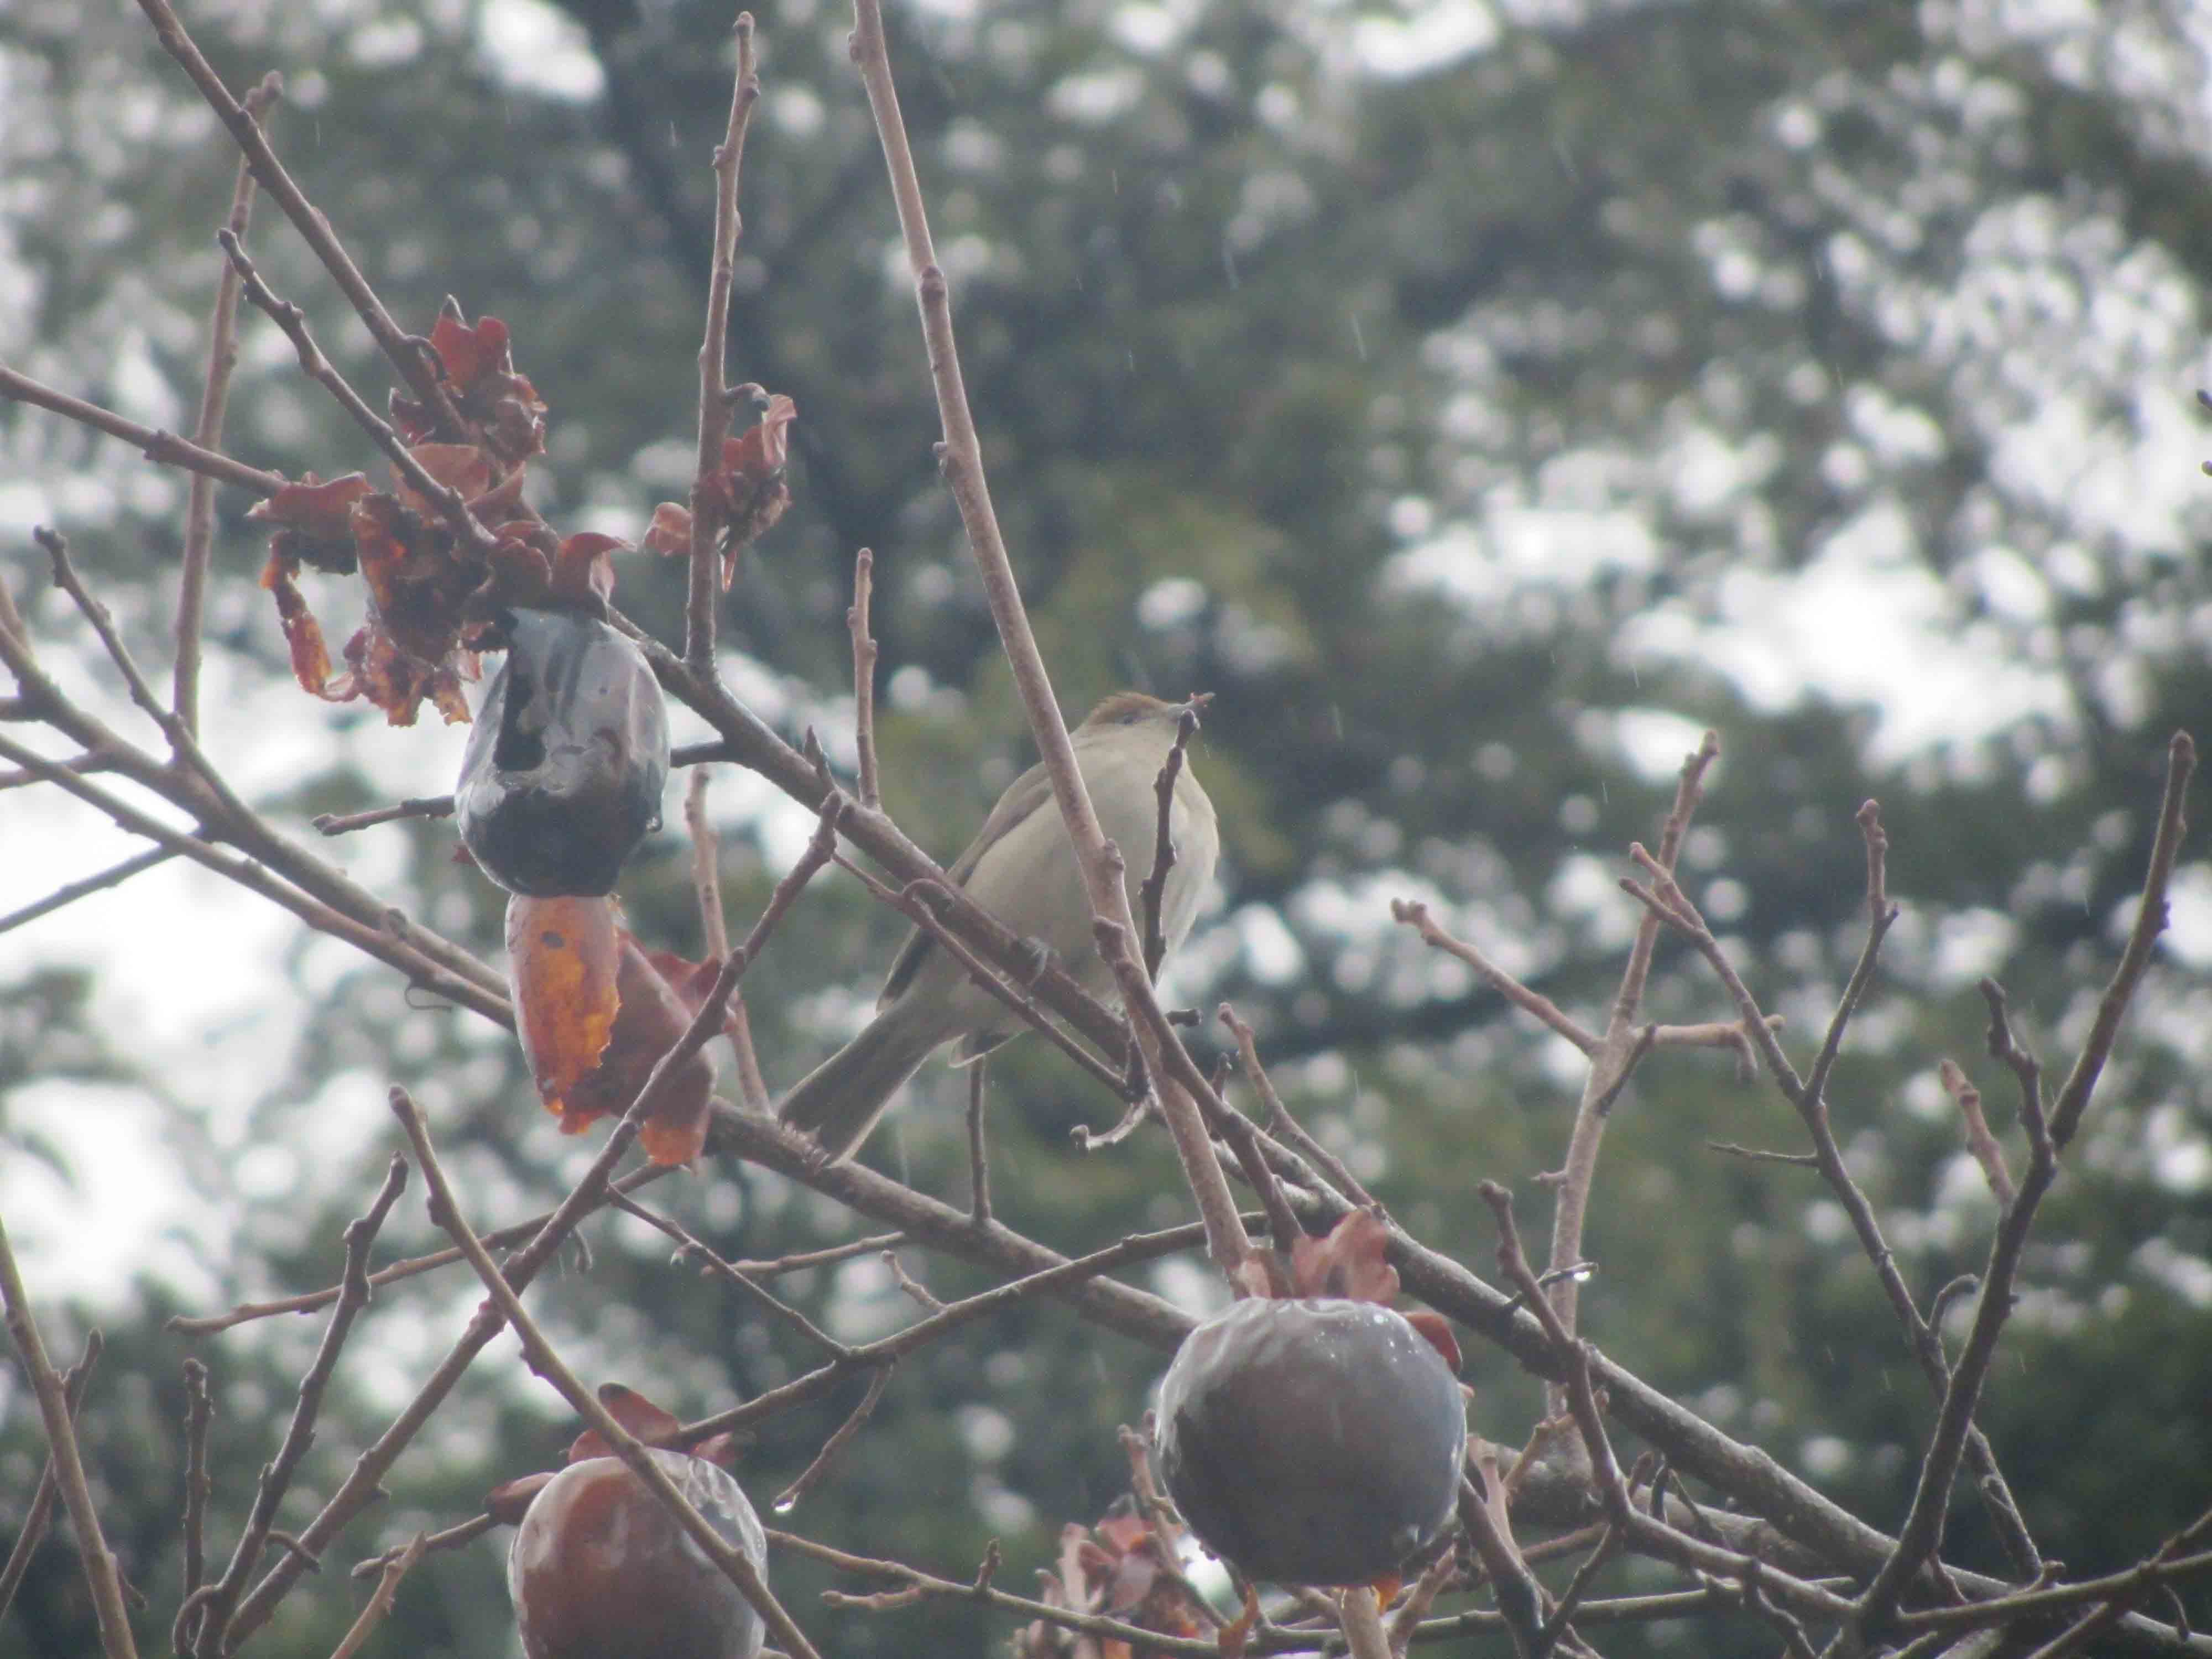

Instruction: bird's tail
[776,997,947,1162]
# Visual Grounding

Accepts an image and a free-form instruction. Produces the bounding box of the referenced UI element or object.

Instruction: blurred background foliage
[4,0,2212,1653]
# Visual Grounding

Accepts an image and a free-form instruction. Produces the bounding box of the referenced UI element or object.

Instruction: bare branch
[966,1059,994,1225]
[770,1361,895,1515]
[216,230,493,557]
[175,72,280,740]
[0,844,181,938]
[179,1354,212,1609]
[134,0,469,435]
[0,1215,140,1658]
[0,364,289,497]
[186,1155,409,1659]
[169,1165,677,1335]
[2048,731,2194,1149]
[390,1087,825,1659]
[311,797,455,837]
[0,1331,103,1627]
[848,0,1250,1281]
[685,12,764,669]
[1543,731,1720,1373]
[1391,897,1601,1056]
[1859,733,2195,1638]
[1939,1058,2017,1207]
[1139,702,1202,980]
[848,546,881,808]
[324,1532,426,1659]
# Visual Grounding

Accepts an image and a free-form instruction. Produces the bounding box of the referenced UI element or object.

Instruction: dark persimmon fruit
[458,607,669,896]
[1155,1296,1464,1587]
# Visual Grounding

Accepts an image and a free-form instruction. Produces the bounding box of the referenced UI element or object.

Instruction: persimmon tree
[2,4,2209,1659]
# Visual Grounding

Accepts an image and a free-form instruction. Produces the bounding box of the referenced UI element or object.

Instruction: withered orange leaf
[550,933,720,1167]
[262,552,342,701]
[507,893,622,1125]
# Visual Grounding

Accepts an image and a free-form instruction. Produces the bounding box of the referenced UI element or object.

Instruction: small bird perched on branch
[779,691,1219,1161]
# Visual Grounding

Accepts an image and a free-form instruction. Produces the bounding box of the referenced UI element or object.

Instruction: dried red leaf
[249,472,373,575]
[429,309,508,392]
[641,502,691,557]
[396,442,494,514]
[394,301,547,465]
[552,532,629,605]
[704,393,795,583]
[569,1384,684,1462]
[1288,1208,1400,1303]
[507,893,623,1124]
[1030,1503,1207,1655]
[1279,1208,1461,1367]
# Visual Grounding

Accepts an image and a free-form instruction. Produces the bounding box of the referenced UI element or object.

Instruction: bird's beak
[1182,691,1214,716]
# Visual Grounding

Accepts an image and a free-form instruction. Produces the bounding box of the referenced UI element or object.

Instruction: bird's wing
[878,757,1056,1008]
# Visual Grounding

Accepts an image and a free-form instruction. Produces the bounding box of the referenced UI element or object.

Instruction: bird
[779,690,1219,1161]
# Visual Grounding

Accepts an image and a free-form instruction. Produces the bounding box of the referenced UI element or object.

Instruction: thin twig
[0,365,289,497]
[175,72,279,739]
[0,731,513,1027]
[325,1532,426,1659]
[1391,898,1601,1057]
[685,766,771,1110]
[0,1215,140,1658]
[311,797,455,837]
[1139,703,1202,980]
[180,1354,213,1609]
[966,1058,994,1225]
[0,1331,103,1627]
[389,1089,825,1659]
[1218,1004,1373,1209]
[608,1191,852,1358]
[0,844,181,938]
[2048,735,2195,1149]
[1623,821,2035,1587]
[1939,1058,2017,1207]
[770,1361,895,1514]
[351,1515,494,1581]
[1543,732,1720,1375]
[687,12,763,669]
[39,528,178,740]
[687,768,733,960]
[169,1165,676,1335]
[1339,1585,1394,1659]
[848,546,881,807]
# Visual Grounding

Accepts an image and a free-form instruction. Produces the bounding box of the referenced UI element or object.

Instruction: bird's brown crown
[1078,690,1197,729]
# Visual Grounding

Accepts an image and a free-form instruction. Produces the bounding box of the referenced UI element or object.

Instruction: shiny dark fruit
[508,1450,767,1659]
[1155,1297,1465,1586]
[457,608,670,896]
